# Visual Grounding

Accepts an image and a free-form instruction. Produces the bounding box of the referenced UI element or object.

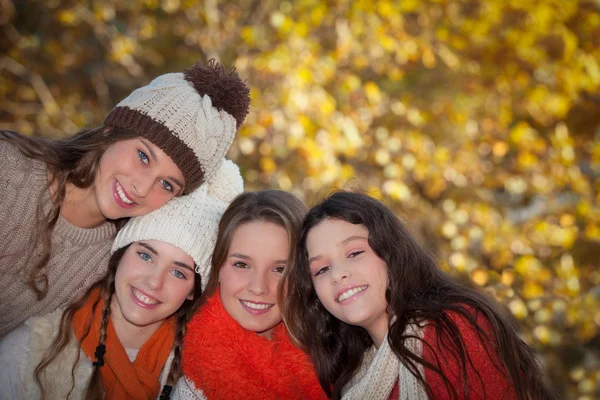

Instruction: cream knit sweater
[0,308,174,399]
[0,141,116,338]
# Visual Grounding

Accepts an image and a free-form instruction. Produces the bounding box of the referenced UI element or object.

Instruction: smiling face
[93,138,185,220]
[307,218,390,347]
[112,240,195,337]
[218,221,289,337]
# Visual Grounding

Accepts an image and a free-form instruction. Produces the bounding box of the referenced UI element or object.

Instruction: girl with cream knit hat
[172,190,326,400]
[0,160,243,400]
[0,59,250,339]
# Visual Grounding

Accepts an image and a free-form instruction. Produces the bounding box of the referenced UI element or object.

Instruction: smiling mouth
[132,287,160,306]
[115,181,135,205]
[240,300,274,310]
[336,285,368,302]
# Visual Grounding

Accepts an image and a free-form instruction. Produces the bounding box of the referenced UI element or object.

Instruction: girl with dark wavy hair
[283,191,555,400]
[0,60,250,339]
[0,160,242,400]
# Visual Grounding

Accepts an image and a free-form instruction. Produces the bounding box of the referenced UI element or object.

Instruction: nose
[131,174,154,198]
[331,264,351,285]
[145,269,165,291]
[247,270,269,296]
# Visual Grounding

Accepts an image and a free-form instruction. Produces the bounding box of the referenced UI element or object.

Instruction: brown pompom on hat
[104,59,250,194]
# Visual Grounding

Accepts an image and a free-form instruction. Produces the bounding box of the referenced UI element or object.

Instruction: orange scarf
[182,290,327,399]
[72,288,176,399]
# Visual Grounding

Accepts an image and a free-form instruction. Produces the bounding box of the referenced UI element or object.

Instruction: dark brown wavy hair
[203,190,307,302]
[283,191,556,400]
[34,244,203,400]
[0,127,138,299]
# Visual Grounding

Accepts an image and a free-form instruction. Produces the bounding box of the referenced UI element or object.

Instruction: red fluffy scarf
[181,290,326,400]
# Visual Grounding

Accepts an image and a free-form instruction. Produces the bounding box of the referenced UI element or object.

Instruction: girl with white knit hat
[283,191,555,400]
[172,190,327,400]
[0,160,243,400]
[0,59,250,339]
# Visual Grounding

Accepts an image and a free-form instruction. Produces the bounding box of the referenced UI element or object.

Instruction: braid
[159,304,190,399]
[84,272,115,400]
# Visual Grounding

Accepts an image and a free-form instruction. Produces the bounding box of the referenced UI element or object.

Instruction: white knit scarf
[342,323,429,400]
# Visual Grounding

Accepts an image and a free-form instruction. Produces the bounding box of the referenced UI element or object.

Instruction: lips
[113,180,137,208]
[131,287,161,309]
[336,285,368,303]
[239,299,275,315]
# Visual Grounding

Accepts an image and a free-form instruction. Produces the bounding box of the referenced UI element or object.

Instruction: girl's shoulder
[0,139,33,167]
[421,306,515,399]
[0,139,47,189]
[0,308,90,399]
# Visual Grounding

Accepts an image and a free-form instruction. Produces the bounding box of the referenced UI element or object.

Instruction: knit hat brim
[105,106,204,193]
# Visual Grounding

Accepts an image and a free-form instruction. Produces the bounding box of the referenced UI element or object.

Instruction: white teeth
[133,288,159,305]
[337,286,368,302]
[116,182,134,204]
[241,300,274,310]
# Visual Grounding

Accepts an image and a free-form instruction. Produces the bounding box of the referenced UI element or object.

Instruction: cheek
[146,187,175,209]
[311,280,329,304]
[170,280,194,305]
[218,268,243,296]
[115,262,140,285]
[268,276,282,294]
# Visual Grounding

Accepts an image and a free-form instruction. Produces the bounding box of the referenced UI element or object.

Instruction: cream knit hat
[111,159,243,289]
[104,59,250,193]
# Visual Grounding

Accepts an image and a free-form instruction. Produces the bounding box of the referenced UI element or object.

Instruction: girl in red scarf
[174,191,327,400]
[0,161,242,400]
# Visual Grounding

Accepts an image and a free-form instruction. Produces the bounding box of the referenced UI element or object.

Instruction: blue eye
[138,150,149,165]
[314,266,330,277]
[172,270,186,279]
[138,252,152,262]
[160,180,173,193]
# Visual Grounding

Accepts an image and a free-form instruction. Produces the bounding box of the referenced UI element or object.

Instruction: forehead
[229,221,290,259]
[306,219,369,251]
[129,239,192,263]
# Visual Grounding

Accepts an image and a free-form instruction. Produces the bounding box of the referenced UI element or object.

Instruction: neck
[110,297,163,349]
[60,181,106,228]
[367,312,390,349]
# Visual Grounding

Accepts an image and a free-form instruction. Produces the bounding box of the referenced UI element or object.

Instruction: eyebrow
[229,253,288,265]
[138,242,195,272]
[308,235,368,264]
[139,139,184,192]
[341,235,368,245]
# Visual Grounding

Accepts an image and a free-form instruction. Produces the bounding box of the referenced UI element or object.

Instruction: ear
[187,291,194,301]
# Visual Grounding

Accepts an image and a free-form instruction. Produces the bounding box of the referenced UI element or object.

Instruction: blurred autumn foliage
[1,0,599,397]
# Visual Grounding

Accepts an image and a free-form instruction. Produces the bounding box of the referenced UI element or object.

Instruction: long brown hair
[283,191,556,400]
[34,243,203,400]
[0,127,138,299]
[202,190,307,302]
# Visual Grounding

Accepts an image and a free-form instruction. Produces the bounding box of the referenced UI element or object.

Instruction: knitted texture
[111,159,243,289]
[178,291,327,400]
[0,308,174,398]
[421,310,516,399]
[0,142,116,339]
[104,60,250,193]
[346,311,516,400]
[342,323,428,400]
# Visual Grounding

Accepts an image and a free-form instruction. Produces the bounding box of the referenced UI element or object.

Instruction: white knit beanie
[104,59,250,193]
[111,159,243,289]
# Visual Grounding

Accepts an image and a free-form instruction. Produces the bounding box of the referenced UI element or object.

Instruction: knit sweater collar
[30,158,116,245]
[181,290,326,400]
